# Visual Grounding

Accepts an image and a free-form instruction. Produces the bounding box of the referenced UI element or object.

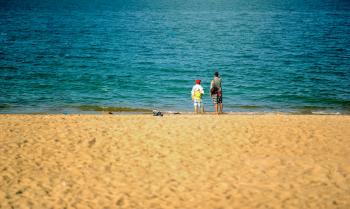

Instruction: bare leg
[201,105,204,113]
[194,106,198,114]
[219,103,223,113]
[215,104,218,114]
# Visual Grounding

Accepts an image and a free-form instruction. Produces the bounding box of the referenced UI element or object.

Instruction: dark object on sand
[153,110,163,117]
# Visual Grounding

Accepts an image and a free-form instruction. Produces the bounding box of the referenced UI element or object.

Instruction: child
[191,79,204,113]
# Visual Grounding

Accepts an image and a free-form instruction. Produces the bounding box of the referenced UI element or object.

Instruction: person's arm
[219,78,222,91]
[191,86,195,100]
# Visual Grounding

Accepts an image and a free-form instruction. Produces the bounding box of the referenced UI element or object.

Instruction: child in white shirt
[191,79,204,113]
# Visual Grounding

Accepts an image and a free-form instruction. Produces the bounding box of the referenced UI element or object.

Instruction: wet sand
[1,114,350,209]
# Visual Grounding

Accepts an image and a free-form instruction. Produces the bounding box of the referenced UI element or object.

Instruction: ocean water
[1,0,350,114]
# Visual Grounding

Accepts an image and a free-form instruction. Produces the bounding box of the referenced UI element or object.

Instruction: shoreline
[0,111,347,116]
[1,104,349,115]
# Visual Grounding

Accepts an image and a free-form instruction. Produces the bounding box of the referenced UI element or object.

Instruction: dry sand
[0,114,350,209]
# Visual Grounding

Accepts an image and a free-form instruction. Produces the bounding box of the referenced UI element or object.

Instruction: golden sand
[1,114,350,209]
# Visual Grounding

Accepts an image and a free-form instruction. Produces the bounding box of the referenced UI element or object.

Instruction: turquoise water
[1,0,350,114]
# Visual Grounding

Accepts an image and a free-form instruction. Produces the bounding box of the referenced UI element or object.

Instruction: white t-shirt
[191,84,204,98]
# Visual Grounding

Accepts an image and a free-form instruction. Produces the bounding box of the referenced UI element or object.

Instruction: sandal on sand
[153,110,163,117]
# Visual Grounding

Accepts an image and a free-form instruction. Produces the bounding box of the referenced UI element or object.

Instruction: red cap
[196,79,201,84]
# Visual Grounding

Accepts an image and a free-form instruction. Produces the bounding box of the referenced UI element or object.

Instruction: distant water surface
[1,0,350,113]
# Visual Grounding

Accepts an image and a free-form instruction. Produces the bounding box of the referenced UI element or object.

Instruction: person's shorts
[211,94,222,104]
[193,99,202,107]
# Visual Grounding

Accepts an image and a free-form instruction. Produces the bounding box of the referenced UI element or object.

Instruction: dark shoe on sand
[153,110,163,117]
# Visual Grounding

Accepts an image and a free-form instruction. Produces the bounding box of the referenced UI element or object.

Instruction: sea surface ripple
[1,0,349,113]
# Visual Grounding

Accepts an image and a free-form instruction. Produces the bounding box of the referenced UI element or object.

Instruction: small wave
[238,105,261,109]
[311,111,341,115]
[0,104,11,109]
[0,66,17,70]
[75,105,152,112]
[226,105,273,110]
[292,106,345,115]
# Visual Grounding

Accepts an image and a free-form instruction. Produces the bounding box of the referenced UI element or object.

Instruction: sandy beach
[0,114,349,209]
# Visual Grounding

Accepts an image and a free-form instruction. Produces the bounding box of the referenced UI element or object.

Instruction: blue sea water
[1,0,350,114]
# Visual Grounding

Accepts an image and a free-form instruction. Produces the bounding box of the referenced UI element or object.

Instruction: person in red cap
[191,79,205,113]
